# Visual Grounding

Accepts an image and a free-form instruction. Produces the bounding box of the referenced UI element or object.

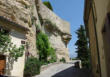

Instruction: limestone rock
[36,0,72,61]
[0,0,39,57]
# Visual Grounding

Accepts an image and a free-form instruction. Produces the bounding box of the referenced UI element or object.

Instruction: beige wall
[84,0,110,77]
[10,30,26,77]
[93,0,110,77]
[88,9,100,77]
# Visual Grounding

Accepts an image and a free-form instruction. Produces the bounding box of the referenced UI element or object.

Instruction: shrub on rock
[24,57,41,77]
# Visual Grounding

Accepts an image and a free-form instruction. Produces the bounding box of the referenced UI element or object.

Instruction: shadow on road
[52,66,92,77]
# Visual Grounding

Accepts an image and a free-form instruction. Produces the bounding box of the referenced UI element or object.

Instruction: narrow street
[35,62,92,77]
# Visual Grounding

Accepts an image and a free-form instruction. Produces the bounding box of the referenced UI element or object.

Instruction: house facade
[0,16,28,76]
[84,0,110,77]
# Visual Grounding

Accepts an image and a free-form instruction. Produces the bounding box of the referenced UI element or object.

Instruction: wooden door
[0,55,6,75]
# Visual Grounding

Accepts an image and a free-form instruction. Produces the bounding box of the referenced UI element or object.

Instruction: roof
[83,0,92,24]
[83,0,93,37]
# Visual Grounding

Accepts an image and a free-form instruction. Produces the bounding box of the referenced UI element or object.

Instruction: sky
[42,0,85,58]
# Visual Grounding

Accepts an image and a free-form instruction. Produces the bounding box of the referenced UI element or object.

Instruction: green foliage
[44,19,59,34]
[0,29,10,52]
[24,5,30,9]
[38,14,43,25]
[60,57,66,63]
[75,25,90,68]
[0,28,24,61]
[40,48,56,65]
[31,16,37,25]
[71,58,78,60]
[24,57,41,77]
[47,47,57,63]
[35,24,40,31]
[43,1,53,11]
[10,45,24,61]
[36,32,56,63]
[36,32,50,61]
[40,61,48,65]
[44,19,57,28]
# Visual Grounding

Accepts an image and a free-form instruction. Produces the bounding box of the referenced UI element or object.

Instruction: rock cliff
[0,0,38,57]
[0,0,71,76]
[36,0,71,61]
[0,0,71,61]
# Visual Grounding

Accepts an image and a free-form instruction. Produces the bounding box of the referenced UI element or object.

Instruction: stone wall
[94,0,110,77]
[88,9,100,77]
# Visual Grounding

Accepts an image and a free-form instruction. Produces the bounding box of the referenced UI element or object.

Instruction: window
[21,40,25,44]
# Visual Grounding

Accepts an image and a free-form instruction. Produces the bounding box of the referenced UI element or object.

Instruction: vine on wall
[0,28,24,61]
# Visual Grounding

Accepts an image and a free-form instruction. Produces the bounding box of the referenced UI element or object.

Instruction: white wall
[10,30,26,77]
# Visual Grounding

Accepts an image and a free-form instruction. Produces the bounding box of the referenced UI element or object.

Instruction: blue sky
[42,0,85,58]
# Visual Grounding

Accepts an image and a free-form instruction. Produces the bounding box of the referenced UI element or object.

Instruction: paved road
[35,63,92,77]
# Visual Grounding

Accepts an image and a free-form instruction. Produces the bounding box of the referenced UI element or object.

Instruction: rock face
[0,0,38,76]
[36,0,71,61]
[0,0,38,56]
[0,0,71,76]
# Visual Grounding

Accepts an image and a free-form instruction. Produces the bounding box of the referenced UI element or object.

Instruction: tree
[43,1,53,11]
[36,32,56,62]
[75,25,90,68]
[24,57,41,77]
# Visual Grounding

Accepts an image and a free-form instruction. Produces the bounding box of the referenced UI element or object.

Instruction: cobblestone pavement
[34,62,92,77]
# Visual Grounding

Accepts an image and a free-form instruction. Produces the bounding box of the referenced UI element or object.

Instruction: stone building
[0,16,28,76]
[84,0,110,77]
[0,0,71,76]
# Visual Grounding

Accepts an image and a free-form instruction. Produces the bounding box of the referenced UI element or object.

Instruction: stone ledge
[0,16,29,32]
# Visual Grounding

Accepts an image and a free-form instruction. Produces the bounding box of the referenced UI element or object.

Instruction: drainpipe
[90,0,102,77]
